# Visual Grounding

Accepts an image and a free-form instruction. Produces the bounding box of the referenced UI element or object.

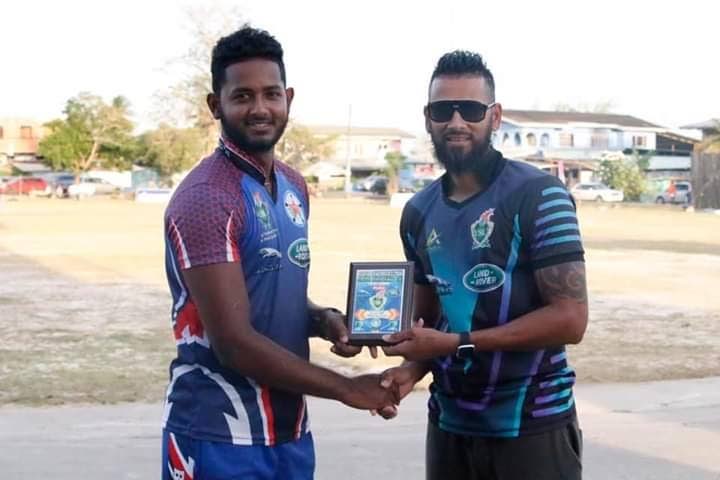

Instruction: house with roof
[0,117,49,174]
[492,110,697,186]
[681,119,720,143]
[309,125,417,175]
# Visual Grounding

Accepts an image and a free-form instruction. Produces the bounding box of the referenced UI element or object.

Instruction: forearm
[471,302,588,351]
[400,359,431,382]
[215,327,351,401]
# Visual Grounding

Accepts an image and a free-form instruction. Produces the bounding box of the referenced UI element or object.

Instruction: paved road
[2,377,719,479]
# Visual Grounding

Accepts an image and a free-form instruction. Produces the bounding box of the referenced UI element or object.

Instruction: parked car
[399,177,435,193]
[67,176,120,199]
[655,181,691,204]
[354,175,385,192]
[570,182,624,202]
[367,176,388,195]
[0,176,48,195]
[45,173,77,198]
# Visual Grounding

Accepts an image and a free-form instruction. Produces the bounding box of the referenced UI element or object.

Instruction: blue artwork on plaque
[351,269,405,334]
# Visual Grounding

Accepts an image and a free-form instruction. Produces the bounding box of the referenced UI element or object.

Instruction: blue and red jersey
[163,137,311,446]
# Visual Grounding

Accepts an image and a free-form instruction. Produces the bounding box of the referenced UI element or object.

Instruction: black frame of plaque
[345,261,414,346]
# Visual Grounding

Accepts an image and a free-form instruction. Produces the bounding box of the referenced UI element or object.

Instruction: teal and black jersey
[400,149,584,438]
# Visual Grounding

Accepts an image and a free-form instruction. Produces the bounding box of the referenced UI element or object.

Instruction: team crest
[253,191,272,230]
[426,228,441,250]
[369,286,388,310]
[283,191,306,227]
[471,208,495,250]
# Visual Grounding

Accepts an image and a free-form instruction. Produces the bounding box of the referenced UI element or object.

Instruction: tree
[39,93,136,174]
[152,5,246,155]
[384,152,406,195]
[137,124,207,175]
[598,154,646,201]
[275,122,336,169]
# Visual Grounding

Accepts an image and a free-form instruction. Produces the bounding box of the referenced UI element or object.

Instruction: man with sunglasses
[380,51,588,479]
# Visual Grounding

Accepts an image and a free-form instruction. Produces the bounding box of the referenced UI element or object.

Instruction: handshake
[319,308,453,418]
[339,363,427,419]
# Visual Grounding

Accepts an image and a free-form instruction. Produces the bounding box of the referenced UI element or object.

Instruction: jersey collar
[218,135,272,185]
[441,147,506,207]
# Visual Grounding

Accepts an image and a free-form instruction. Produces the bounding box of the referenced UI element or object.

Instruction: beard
[219,109,288,154]
[430,129,495,181]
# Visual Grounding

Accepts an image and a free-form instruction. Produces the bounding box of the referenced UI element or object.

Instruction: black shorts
[426,420,583,480]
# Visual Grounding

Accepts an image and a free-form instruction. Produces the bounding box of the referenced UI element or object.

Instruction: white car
[570,182,624,202]
[68,176,120,199]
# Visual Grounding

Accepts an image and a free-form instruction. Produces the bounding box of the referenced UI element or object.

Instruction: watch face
[457,344,475,359]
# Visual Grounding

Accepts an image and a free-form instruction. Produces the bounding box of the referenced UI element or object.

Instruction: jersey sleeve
[165,183,245,270]
[520,175,585,270]
[400,202,431,285]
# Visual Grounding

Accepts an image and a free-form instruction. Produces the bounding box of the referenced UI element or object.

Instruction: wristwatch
[312,307,342,340]
[456,331,474,359]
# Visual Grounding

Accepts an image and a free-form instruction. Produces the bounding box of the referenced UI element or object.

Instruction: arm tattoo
[535,261,588,304]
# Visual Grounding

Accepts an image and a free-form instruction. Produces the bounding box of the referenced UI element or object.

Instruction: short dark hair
[211,25,286,94]
[429,50,495,99]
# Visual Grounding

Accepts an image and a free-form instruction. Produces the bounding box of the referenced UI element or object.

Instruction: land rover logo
[462,263,505,293]
[288,238,310,268]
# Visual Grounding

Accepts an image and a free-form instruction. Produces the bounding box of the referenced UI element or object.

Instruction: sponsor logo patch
[462,263,505,293]
[255,248,282,274]
[425,274,453,296]
[426,228,441,250]
[288,238,310,268]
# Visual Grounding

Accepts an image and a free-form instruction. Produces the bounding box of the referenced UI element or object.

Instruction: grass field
[1,196,719,405]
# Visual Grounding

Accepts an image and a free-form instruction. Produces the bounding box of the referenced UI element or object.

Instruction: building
[681,119,720,143]
[492,110,697,186]
[0,117,48,173]
[309,125,416,175]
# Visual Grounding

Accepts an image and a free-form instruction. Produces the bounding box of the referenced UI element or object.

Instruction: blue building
[493,110,696,186]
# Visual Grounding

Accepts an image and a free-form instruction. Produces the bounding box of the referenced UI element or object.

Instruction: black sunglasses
[427,100,496,123]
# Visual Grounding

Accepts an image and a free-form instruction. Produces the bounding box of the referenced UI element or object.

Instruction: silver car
[570,182,624,202]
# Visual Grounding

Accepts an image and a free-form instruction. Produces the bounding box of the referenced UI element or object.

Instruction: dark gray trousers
[426,420,582,480]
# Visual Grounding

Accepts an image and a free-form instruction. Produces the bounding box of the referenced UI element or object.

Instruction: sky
[2,0,718,137]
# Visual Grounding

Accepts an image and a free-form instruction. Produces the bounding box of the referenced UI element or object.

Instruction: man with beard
[379,51,588,479]
[161,26,396,479]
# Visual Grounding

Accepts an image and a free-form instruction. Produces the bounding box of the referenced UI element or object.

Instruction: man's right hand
[341,374,399,410]
[374,363,427,419]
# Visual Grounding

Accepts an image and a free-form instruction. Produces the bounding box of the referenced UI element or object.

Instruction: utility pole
[344,104,352,194]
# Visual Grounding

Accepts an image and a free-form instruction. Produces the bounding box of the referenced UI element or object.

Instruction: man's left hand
[381,319,456,361]
[323,309,378,358]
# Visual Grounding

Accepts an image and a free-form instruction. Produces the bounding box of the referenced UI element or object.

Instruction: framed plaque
[345,261,414,346]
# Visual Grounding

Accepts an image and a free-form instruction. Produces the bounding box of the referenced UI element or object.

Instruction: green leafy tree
[598,155,646,201]
[39,93,135,174]
[275,122,336,169]
[384,152,406,195]
[137,124,207,175]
